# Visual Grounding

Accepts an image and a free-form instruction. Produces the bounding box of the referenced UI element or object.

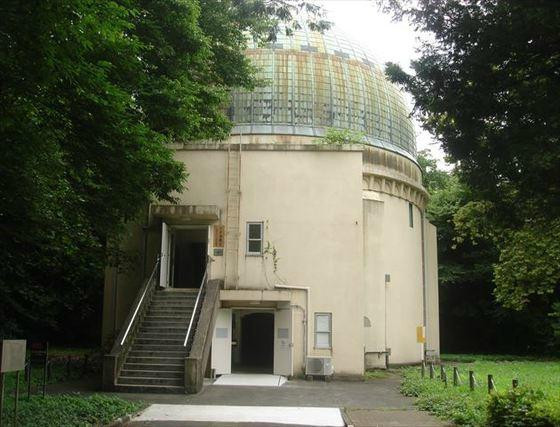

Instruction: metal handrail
[183,261,210,348]
[120,256,160,346]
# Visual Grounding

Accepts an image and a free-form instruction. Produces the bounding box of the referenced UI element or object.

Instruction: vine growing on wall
[263,241,279,273]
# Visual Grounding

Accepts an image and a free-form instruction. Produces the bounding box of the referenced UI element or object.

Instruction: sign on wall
[416,326,426,344]
[213,225,225,248]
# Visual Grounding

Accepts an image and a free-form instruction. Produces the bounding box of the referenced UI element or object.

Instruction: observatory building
[102,26,440,392]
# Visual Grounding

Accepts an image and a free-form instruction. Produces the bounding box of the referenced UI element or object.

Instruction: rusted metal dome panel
[229,27,417,160]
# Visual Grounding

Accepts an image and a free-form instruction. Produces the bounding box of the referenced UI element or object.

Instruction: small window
[246,222,263,255]
[408,202,414,228]
[315,313,332,349]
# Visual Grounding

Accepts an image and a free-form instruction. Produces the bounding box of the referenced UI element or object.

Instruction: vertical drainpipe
[420,210,428,362]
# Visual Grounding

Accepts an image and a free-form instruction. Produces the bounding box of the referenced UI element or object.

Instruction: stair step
[114,383,184,394]
[150,301,195,307]
[139,327,187,334]
[120,369,184,378]
[156,290,198,295]
[117,376,183,387]
[141,321,186,328]
[125,356,184,365]
[128,351,185,359]
[135,337,184,345]
[123,363,183,372]
[149,305,194,311]
[144,315,192,322]
[146,313,193,319]
[130,344,185,352]
[148,309,194,315]
[137,332,184,340]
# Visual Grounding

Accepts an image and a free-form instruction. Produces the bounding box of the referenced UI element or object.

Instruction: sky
[315,0,447,166]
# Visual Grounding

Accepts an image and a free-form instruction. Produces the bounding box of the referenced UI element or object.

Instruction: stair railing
[103,256,160,389]
[183,258,211,352]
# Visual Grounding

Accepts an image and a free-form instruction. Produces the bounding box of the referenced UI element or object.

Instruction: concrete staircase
[115,289,198,393]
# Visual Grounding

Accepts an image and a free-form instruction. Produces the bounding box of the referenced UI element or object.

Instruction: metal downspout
[421,211,428,361]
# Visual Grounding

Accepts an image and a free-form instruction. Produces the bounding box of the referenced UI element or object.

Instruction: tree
[418,151,556,353]
[0,0,327,340]
[381,0,560,338]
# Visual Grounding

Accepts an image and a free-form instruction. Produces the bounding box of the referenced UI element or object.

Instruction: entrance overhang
[151,204,220,225]
[220,290,292,308]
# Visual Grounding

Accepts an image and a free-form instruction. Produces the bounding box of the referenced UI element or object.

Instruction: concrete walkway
[213,373,287,387]
[119,373,451,426]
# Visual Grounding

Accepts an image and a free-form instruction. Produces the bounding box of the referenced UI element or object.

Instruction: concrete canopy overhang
[150,204,220,225]
[220,289,292,309]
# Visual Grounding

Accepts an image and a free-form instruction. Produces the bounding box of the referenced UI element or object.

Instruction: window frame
[314,312,332,349]
[246,221,264,256]
[408,202,414,228]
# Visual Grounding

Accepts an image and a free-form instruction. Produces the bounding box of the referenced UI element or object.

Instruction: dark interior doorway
[171,228,207,288]
[235,312,274,373]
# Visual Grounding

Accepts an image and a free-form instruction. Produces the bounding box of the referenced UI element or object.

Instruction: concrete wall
[102,139,436,376]
[362,191,425,367]
[425,220,440,358]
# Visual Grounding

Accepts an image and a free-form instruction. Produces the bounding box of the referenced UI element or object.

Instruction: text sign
[0,340,26,373]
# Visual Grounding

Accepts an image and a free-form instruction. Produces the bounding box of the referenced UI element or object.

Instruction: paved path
[119,373,451,426]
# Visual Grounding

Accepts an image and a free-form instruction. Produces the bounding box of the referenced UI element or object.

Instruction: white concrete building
[103,26,439,392]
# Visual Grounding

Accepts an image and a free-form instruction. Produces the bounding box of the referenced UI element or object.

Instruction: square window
[314,313,332,349]
[246,222,263,255]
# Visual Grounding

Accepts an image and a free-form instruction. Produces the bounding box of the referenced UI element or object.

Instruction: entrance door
[159,221,171,287]
[211,309,232,375]
[172,229,207,288]
[273,307,293,376]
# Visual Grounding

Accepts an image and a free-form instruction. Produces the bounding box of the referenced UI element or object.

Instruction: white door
[274,308,293,376]
[159,221,170,287]
[211,309,232,375]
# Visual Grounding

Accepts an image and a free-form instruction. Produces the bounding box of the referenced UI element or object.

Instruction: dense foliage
[418,150,558,353]
[382,0,560,348]
[0,0,327,341]
[401,356,560,426]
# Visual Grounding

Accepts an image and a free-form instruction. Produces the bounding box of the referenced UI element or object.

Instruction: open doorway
[169,228,207,288]
[232,311,274,373]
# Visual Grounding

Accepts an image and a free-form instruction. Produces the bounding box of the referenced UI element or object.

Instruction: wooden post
[442,367,447,387]
[488,374,494,393]
[27,364,32,399]
[512,379,519,389]
[42,359,48,398]
[469,370,475,391]
[429,362,434,379]
[66,356,71,380]
[0,372,5,427]
[82,355,89,376]
[453,367,459,386]
[14,371,20,427]
[440,365,444,380]
[421,361,425,378]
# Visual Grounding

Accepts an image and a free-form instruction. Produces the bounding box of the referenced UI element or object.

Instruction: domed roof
[229,26,417,159]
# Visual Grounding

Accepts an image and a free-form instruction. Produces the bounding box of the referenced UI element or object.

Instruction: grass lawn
[0,349,146,426]
[401,354,560,426]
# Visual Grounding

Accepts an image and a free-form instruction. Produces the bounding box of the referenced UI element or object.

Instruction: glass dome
[229,26,417,160]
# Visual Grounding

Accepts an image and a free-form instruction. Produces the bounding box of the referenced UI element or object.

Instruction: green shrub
[486,388,556,427]
[1,394,145,426]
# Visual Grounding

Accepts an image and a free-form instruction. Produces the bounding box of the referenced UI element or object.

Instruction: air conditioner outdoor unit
[305,356,333,378]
